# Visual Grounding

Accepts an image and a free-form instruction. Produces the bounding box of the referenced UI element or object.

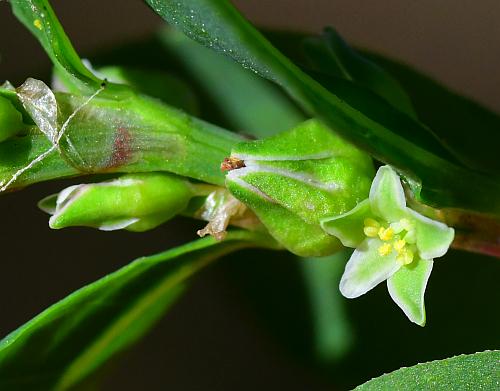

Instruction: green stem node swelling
[0,82,243,190]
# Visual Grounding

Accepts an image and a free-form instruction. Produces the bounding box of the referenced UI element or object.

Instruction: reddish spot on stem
[107,126,133,169]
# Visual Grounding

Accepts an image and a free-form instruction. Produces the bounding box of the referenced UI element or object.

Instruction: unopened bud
[39,173,193,231]
[225,119,374,256]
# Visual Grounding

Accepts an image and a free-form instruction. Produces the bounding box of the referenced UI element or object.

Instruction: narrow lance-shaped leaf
[10,0,103,94]
[159,29,304,137]
[302,27,417,119]
[362,50,500,177]
[295,27,499,177]
[354,350,499,391]
[0,230,278,391]
[144,0,500,214]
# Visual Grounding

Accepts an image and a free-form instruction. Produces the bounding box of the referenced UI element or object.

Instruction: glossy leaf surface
[303,27,417,119]
[144,0,500,214]
[363,51,500,176]
[160,30,304,138]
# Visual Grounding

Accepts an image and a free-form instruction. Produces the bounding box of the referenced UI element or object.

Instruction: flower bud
[225,119,374,256]
[39,173,194,232]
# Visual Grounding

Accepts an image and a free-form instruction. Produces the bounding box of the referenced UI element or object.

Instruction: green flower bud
[225,119,374,256]
[39,173,194,232]
[0,96,24,142]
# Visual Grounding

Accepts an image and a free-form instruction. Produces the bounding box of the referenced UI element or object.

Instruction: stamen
[378,243,392,256]
[363,226,379,237]
[363,218,380,237]
[394,239,406,253]
[364,218,380,228]
[378,226,394,241]
[397,248,414,265]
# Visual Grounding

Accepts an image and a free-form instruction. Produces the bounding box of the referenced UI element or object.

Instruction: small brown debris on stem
[221,156,245,171]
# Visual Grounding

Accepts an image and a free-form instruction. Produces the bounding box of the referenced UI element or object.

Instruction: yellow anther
[364,218,381,237]
[33,19,43,30]
[394,239,406,253]
[397,248,414,265]
[378,226,394,241]
[364,226,379,237]
[364,218,380,228]
[378,243,393,256]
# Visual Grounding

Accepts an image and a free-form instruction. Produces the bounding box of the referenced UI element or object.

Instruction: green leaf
[144,0,500,214]
[354,350,500,390]
[159,29,304,138]
[10,0,103,93]
[0,230,275,390]
[363,50,500,177]
[301,30,499,177]
[303,27,417,118]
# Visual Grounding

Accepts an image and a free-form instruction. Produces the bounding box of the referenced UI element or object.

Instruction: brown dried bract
[221,156,245,171]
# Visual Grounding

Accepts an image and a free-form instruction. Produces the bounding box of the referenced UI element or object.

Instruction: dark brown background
[0,1,499,390]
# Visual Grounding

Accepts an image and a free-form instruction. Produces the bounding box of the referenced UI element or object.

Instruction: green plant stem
[406,189,500,258]
[0,91,244,189]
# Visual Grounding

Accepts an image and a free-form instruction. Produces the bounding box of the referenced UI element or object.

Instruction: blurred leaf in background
[0,231,275,390]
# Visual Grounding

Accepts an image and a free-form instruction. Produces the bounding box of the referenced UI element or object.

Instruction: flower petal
[408,209,455,259]
[340,238,401,298]
[321,199,373,247]
[369,165,407,222]
[387,258,433,326]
